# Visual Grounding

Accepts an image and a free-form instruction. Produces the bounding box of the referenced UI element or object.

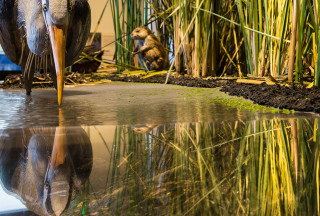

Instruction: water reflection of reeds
[71,119,320,215]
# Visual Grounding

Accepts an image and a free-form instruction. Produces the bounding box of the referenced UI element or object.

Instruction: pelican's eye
[43,3,48,12]
[68,3,72,12]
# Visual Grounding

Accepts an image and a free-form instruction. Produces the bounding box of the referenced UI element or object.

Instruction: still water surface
[0,83,318,215]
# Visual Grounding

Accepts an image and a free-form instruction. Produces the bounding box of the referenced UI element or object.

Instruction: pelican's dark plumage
[0,0,91,105]
[0,127,93,215]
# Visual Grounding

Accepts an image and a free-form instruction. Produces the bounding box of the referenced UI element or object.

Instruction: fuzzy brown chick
[131,26,169,71]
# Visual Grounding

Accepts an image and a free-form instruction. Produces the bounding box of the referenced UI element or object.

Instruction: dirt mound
[106,75,231,88]
[221,82,320,113]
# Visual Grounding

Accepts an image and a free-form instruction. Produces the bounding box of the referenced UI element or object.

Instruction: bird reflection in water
[0,109,93,216]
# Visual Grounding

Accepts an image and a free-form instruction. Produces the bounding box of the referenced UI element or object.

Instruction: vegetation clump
[104,0,320,87]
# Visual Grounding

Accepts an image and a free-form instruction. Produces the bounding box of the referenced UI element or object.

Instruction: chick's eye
[43,3,48,12]
[68,4,72,11]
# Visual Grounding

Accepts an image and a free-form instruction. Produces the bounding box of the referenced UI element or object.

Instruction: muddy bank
[220,82,320,113]
[3,72,320,114]
[106,74,320,114]
[104,74,232,88]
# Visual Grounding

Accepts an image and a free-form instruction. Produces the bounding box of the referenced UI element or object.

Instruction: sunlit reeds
[90,1,320,85]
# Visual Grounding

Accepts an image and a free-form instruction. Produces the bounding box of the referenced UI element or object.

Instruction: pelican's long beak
[48,25,67,106]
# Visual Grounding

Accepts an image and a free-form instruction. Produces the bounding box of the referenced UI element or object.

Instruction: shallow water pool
[0,83,318,215]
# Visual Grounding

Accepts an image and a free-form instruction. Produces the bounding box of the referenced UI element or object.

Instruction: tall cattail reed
[102,0,320,86]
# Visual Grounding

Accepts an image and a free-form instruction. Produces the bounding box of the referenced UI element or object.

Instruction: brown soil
[220,82,320,113]
[103,74,231,88]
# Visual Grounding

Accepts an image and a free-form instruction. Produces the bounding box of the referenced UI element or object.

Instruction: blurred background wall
[88,1,115,61]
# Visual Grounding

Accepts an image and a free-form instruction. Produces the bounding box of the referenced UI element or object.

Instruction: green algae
[182,87,281,113]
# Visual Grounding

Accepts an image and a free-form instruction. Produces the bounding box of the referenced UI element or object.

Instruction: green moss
[282,109,296,114]
[182,87,281,113]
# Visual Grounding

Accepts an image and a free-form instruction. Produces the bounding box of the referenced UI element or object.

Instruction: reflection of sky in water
[0,120,8,131]
[0,184,26,213]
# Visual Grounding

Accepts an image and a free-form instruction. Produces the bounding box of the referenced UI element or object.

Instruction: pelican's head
[42,0,72,26]
[20,0,91,105]
[24,0,74,105]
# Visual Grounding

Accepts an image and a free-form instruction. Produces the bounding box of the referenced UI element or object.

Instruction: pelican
[0,127,93,215]
[0,0,91,105]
